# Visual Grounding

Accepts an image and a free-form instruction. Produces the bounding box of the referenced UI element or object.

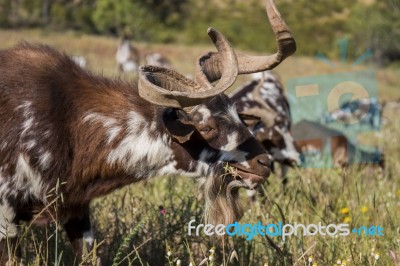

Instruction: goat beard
[202,173,245,226]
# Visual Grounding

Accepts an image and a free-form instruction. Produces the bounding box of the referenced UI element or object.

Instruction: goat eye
[200,126,213,133]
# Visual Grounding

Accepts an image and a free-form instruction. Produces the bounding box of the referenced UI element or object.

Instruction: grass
[0,29,399,265]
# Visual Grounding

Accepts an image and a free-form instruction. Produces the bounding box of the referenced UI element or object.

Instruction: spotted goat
[0,0,295,263]
[230,71,300,191]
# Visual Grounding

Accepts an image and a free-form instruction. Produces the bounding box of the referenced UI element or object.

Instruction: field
[0,29,400,266]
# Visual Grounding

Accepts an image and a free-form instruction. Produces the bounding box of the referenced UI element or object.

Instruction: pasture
[0,29,399,265]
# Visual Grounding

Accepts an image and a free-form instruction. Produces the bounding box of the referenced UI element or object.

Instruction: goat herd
[0,0,395,264]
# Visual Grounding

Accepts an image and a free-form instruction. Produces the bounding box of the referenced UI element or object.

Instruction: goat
[144,52,172,68]
[230,71,300,166]
[292,120,384,168]
[324,97,381,130]
[116,35,141,73]
[230,71,300,194]
[0,0,296,263]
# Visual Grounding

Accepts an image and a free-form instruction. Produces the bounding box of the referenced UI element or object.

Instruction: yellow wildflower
[361,206,368,213]
[340,207,350,215]
[344,217,351,223]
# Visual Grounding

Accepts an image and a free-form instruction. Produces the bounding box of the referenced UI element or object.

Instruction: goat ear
[163,109,196,143]
[238,113,261,127]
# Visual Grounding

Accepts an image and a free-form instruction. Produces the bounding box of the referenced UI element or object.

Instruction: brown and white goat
[0,0,296,263]
[292,120,384,168]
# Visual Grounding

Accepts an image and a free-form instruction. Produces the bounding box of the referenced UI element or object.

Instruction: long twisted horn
[198,0,296,83]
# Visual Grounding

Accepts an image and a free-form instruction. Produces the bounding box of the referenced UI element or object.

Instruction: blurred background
[0,0,399,63]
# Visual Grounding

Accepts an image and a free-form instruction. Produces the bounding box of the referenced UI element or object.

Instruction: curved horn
[196,28,238,89]
[138,28,238,108]
[199,0,296,82]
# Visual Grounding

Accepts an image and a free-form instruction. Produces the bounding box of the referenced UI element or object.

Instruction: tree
[350,0,400,65]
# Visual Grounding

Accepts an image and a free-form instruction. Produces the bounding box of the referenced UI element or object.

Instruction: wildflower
[312,263,317,266]
[374,253,380,260]
[189,263,193,266]
[343,217,351,223]
[361,206,368,213]
[209,254,214,261]
[159,205,167,215]
[340,207,350,215]
[263,263,268,266]
[336,259,342,264]
[308,256,313,263]
[167,251,172,257]
[176,259,181,265]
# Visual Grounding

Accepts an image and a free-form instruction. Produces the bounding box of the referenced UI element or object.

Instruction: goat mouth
[226,164,265,189]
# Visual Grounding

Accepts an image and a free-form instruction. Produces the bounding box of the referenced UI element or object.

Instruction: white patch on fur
[0,199,17,239]
[246,92,253,100]
[21,117,34,136]
[0,171,9,196]
[107,112,174,176]
[83,112,122,144]
[39,151,52,170]
[219,133,250,168]
[275,127,301,165]
[223,133,239,151]
[156,161,178,176]
[24,140,36,150]
[251,72,264,80]
[15,101,32,112]
[16,101,35,137]
[227,105,242,124]
[106,126,122,144]
[0,142,7,151]
[83,229,94,246]
[197,106,211,123]
[14,154,45,200]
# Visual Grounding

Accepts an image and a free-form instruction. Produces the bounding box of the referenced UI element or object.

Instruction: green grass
[1,29,399,265]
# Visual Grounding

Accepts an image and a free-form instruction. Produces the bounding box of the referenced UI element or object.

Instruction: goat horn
[138,28,238,109]
[198,0,296,82]
[195,27,238,89]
